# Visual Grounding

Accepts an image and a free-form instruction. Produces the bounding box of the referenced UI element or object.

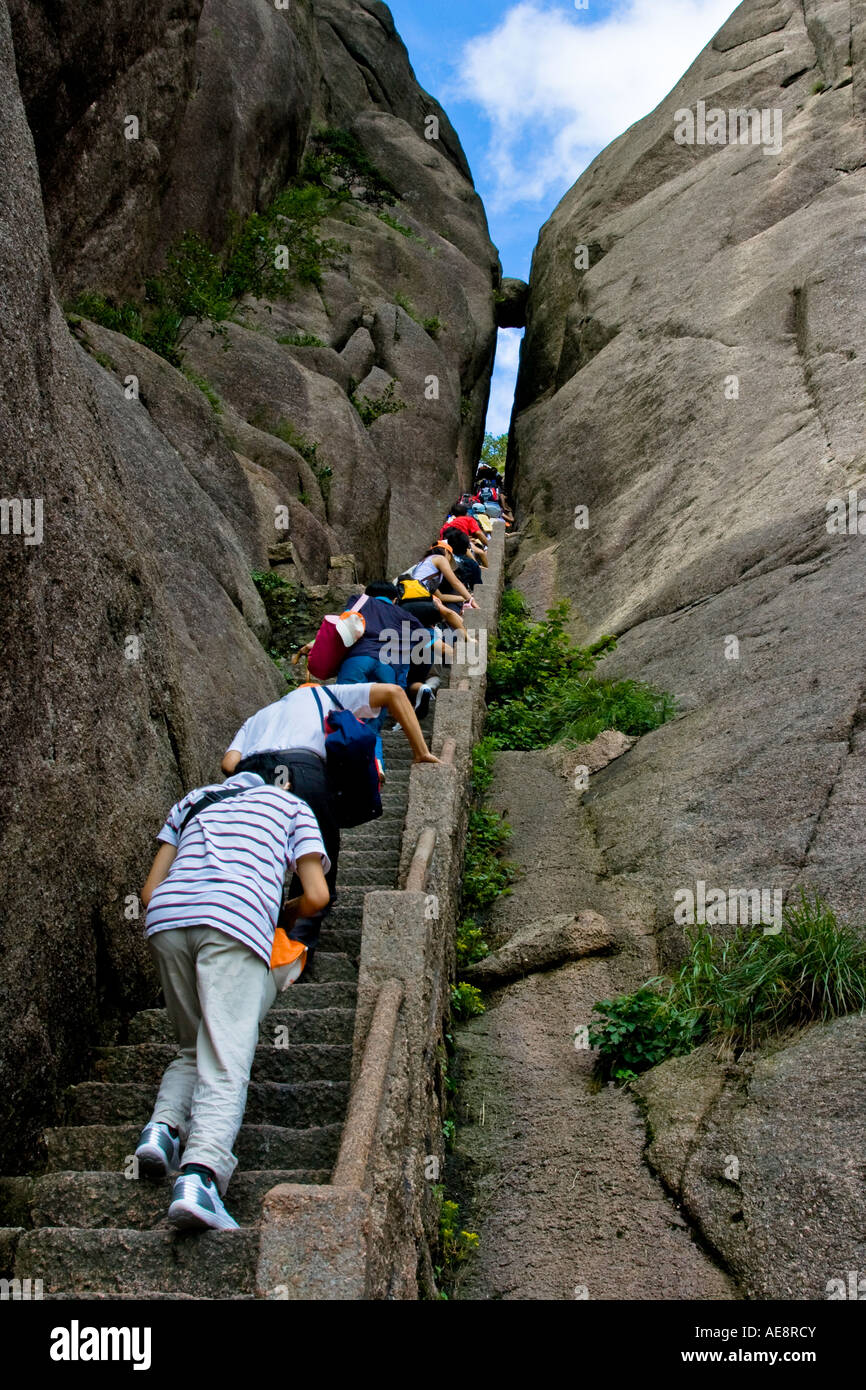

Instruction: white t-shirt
[145,773,329,965]
[228,683,377,760]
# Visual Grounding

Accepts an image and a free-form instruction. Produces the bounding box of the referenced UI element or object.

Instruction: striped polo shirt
[145,773,329,965]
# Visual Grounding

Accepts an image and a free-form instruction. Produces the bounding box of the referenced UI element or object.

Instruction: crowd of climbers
[134,463,513,1231]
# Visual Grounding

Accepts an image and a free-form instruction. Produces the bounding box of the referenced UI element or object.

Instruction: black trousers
[234,749,339,950]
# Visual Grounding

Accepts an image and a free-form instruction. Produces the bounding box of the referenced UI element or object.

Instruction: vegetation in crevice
[250,570,336,683]
[452,738,517,992]
[590,891,866,1083]
[182,367,222,413]
[277,331,326,348]
[394,290,444,337]
[302,127,399,208]
[432,1186,480,1295]
[351,379,406,427]
[484,589,675,750]
[66,182,342,366]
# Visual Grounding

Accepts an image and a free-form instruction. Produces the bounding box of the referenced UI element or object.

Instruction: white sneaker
[135,1122,181,1180]
[168,1171,239,1231]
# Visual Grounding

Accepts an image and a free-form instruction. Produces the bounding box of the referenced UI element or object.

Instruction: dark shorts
[400,598,440,627]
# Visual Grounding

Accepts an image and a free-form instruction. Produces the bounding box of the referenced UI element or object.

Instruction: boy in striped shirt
[135,772,330,1231]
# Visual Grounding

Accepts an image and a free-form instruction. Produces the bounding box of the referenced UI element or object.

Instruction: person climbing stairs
[0,713,435,1299]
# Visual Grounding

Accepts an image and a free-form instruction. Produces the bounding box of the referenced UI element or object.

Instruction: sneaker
[168,1170,239,1231]
[414,683,437,720]
[134,1122,181,1180]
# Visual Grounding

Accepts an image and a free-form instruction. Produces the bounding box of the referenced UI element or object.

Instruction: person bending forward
[135,771,330,1231]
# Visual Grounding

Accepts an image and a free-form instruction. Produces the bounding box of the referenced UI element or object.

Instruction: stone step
[43,1123,341,1174]
[28,1169,329,1230]
[128,1004,355,1046]
[262,1006,355,1045]
[280,980,357,1010]
[15,1226,260,1299]
[323,904,363,927]
[334,854,401,884]
[318,926,361,958]
[326,885,393,908]
[63,1080,349,1129]
[300,951,356,983]
[93,1042,353,1087]
[340,827,404,850]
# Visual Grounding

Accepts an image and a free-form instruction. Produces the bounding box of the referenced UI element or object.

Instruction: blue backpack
[312,687,383,829]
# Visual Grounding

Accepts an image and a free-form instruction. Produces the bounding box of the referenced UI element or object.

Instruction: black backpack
[313,687,383,829]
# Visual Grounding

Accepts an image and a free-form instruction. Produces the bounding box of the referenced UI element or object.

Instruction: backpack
[397,577,433,602]
[478,484,498,503]
[312,687,383,829]
[307,595,369,680]
[458,493,475,507]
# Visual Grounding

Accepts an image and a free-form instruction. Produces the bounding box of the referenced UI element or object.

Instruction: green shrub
[394,290,417,318]
[462,808,515,916]
[68,182,340,367]
[483,590,673,751]
[66,293,145,342]
[589,986,700,1083]
[589,892,866,1080]
[392,290,444,337]
[450,981,485,1019]
[303,127,398,207]
[251,570,333,676]
[469,737,497,797]
[377,211,424,242]
[432,1187,480,1294]
[456,917,490,969]
[351,379,406,427]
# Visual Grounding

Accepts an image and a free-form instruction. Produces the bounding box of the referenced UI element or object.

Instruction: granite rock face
[634,1017,866,1300]
[0,0,497,1168]
[510,0,866,1296]
[9,0,500,573]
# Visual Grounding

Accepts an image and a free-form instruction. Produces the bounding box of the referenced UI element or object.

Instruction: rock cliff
[509,0,866,1294]
[0,0,498,1168]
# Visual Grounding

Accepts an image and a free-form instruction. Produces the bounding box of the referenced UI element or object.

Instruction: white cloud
[486,328,524,436]
[457,0,737,209]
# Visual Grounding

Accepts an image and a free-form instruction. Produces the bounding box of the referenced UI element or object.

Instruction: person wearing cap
[334,581,447,765]
[220,679,439,957]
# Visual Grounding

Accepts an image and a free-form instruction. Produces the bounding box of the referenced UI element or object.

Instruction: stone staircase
[0,720,425,1299]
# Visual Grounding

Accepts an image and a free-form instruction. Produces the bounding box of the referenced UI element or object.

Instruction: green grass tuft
[589,891,866,1081]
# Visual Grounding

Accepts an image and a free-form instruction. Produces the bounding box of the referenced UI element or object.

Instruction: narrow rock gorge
[455,0,866,1300]
[0,0,499,1169]
[2,0,865,1305]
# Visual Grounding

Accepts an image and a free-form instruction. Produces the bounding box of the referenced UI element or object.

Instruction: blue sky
[386,0,737,434]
